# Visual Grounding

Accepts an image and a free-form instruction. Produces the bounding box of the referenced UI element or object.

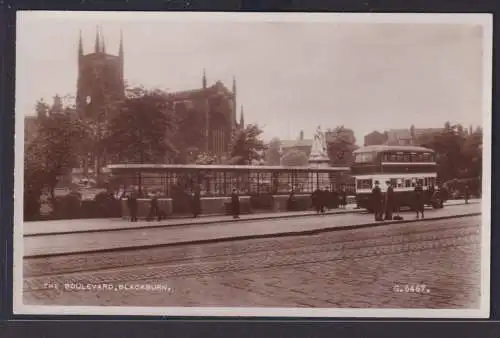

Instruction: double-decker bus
[350,145,443,212]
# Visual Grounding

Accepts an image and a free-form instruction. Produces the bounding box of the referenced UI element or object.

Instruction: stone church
[76,28,245,169]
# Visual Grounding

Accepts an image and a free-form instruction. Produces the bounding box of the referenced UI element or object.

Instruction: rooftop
[353,145,435,153]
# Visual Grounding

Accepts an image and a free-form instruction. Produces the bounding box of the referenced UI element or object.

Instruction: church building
[75,27,245,169]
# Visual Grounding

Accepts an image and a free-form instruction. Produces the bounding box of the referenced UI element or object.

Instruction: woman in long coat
[231,189,240,219]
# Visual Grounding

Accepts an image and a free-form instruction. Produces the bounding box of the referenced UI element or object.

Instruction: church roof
[168,81,234,101]
[281,139,313,149]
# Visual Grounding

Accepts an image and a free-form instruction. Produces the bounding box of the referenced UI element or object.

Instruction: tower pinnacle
[94,25,101,53]
[239,105,245,129]
[78,29,83,56]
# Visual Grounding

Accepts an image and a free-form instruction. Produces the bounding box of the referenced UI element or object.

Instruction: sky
[16,12,489,144]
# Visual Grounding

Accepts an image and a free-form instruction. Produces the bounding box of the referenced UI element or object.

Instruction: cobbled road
[23,215,481,309]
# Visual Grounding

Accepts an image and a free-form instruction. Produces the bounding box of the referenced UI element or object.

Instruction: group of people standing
[370,180,442,221]
[310,187,348,214]
[370,180,399,221]
[125,188,242,222]
[125,190,166,222]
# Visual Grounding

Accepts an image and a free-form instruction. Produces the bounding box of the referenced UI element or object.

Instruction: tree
[326,126,358,166]
[171,105,206,164]
[24,108,88,202]
[364,130,388,146]
[265,137,282,165]
[229,124,266,165]
[281,149,308,167]
[462,128,482,178]
[102,88,178,164]
[416,122,482,183]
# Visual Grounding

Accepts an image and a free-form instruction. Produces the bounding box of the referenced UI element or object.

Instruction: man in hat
[384,180,395,220]
[414,181,425,219]
[372,180,383,221]
[231,188,240,219]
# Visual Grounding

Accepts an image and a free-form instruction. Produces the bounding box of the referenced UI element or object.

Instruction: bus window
[405,179,412,188]
[396,152,404,162]
[403,153,410,162]
[356,179,373,189]
[424,177,428,186]
[396,179,403,188]
[354,153,375,164]
[390,178,398,187]
[417,178,424,186]
[422,153,431,162]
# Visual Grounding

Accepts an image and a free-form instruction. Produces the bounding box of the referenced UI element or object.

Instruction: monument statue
[310,125,327,158]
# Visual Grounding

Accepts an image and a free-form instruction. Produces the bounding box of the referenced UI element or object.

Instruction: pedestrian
[372,181,383,221]
[414,181,425,219]
[192,190,201,218]
[384,181,395,221]
[438,184,447,208]
[311,187,322,214]
[231,188,240,219]
[331,188,339,209]
[340,187,347,209]
[320,187,328,212]
[464,184,470,204]
[147,191,161,221]
[287,190,295,211]
[319,187,327,213]
[127,190,138,222]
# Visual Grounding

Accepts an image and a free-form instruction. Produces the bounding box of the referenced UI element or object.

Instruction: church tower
[76,27,125,120]
[76,27,125,176]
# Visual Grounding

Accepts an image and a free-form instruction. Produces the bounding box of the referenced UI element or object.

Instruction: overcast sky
[16,12,488,143]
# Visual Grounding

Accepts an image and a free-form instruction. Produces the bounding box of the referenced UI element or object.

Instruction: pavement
[24,199,479,237]
[24,201,481,257]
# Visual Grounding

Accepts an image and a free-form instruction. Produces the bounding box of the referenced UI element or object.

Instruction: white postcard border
[13,11,493,318]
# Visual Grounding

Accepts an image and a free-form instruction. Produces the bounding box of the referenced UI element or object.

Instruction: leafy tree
[416,122,482,182]
[281,149,308,167]
[24,107,88,203]
[326,126,358,166]
[265,137,282,165]
[462,128,482,178]
[102,88,178,164]
[171,105,206,164]
[229,124,266,165]
[364,130,388,146]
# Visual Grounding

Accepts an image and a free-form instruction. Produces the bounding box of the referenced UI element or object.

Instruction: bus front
[350,149,380,212]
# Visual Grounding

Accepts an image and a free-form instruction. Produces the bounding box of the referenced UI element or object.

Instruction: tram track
[24,216,480,284]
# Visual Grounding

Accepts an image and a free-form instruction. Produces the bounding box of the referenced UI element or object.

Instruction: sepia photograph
[14,11,492,317]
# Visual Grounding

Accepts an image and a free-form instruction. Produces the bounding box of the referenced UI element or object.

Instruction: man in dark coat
[127,191,138,222]
[231,189,240,219]
[311,187,322,214]
[384,181,395,221]
[147,192,161,221]
[192,190,201,218]
[438,184,448,208]
[372,181,383,221]
[287,190,296,211]
[414,182,425,219]
[340,187,347,209]
[331,188,339,209]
